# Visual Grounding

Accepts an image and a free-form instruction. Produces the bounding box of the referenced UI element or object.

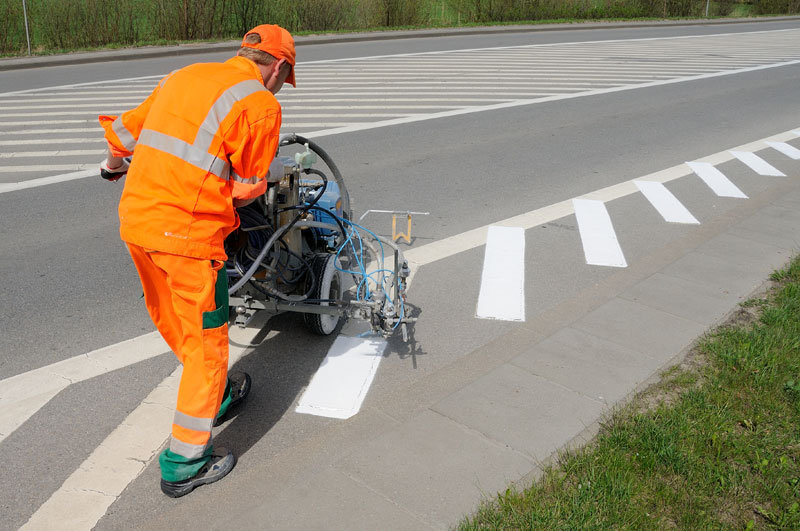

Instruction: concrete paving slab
[696,232,793,278]
[620,272,742,326]
[336,409,535,529]
[572,297,706,362]
[728,205,800,252]
[510,327,664,404]
[432,364,604,460]
[227,467,430,531]
[661,249,772,295]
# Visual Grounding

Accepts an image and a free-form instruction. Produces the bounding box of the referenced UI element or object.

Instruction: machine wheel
[303,253,342,336]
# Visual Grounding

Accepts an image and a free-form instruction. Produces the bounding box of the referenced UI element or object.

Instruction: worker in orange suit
[98,24,295,498]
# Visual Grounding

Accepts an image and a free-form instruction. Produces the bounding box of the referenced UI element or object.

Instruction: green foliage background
[2,0,799,54]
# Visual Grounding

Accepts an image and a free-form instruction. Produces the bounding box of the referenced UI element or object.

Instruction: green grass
[1,12,794,59]
[459,256,800,529]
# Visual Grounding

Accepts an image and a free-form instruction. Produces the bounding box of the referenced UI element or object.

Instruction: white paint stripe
[476,226,525,321]
[634,180,699,224]
[729,150,787,176]
[0,119,95,126]
[0,163,94,173]
[766,141,800,160]
[22,315,273,530]
[0,170,98,194]
[0,332,168,444]
[295,336,386,419]
[0,127,100,135]
[0,149,105,158]
[686,161,748,198]
[572,199,627,268]
[0,138,104,146]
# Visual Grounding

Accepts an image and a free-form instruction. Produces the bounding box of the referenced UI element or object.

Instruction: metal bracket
[358,210,430,243]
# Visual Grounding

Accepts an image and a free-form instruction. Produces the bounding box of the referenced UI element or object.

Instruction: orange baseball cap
[241,24,296,87]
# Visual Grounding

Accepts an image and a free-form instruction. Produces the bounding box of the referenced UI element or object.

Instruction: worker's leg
[146,252,230,483]
[126,243,185,361]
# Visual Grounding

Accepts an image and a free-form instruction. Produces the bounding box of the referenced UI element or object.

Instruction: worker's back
[119,56,281,260]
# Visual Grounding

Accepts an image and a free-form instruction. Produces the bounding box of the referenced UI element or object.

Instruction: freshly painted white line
[0,127,100,135]
[295,335,387,419]
[0,149,105,158]
[0,163,94,173]
[22,315,273,531]
[766,141,800,160]
[0,119,94,126]
[573,199,627,268]
[686,161,748,198]
[0,170,99,194]
[634,180,700,224]
[476,226,526,321]
[0,332,168,444]
[0,138,104,146]
[729,150,787,176]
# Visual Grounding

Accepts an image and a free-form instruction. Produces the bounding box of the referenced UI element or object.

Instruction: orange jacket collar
[225,56,264,86]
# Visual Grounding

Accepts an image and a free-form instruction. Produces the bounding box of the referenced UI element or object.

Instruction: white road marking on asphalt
[0,163,94,173]
[302,60,800,139]
[404,128,799,270]
[0,120,96,127]
[0,149,105,158]
[572,199,628,268]
[766,141,800,160]
[476,226,526,321]
[0,170,98,194]
[0,127,101,135]
[686,161,748,198]
[633,180,700,224]
[0,138,104,146]
[295,336,387,419]
[0,332,168,444]
[729,150,787,176]
[22,315,273,531]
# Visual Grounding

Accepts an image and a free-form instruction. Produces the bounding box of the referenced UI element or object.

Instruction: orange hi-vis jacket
[100,56,281,260]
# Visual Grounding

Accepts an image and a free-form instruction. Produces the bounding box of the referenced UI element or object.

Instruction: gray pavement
[107,175,800,530]
[2,20,800,530]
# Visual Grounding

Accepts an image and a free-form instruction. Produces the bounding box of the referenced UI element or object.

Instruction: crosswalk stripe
[476,226,526,321]
[686,161,748,198]
[765,141,800,160]
[0,138,105,146]
[0,149,105,158]
[634,180,700,224]
[729,150,787,176]
[22,315,275,531]
[295,336,387,419]
[573,198,627,268]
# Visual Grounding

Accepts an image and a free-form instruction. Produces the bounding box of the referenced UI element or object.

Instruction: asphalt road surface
[2,19,800,530]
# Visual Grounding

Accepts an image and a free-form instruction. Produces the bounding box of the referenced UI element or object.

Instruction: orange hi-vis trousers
[127,243,229,481]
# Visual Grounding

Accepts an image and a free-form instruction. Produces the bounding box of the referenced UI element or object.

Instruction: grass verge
[459,255,800,529]
[0,14,793,59]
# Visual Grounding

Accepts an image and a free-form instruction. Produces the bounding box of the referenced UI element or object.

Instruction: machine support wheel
[303,253,342,336]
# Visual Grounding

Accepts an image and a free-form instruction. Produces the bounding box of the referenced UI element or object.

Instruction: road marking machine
[226,134,417,341]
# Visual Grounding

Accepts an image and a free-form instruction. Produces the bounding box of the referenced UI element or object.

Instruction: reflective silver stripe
[138,129,230,180]
[173,411,213,433]
[194,80,266,152]
[231,171,260,185]
[169,438,209,460]
[112,117,137,152]
[137,79,264,181]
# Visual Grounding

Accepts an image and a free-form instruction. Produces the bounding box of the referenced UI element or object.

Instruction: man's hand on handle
[100,156,130,182]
